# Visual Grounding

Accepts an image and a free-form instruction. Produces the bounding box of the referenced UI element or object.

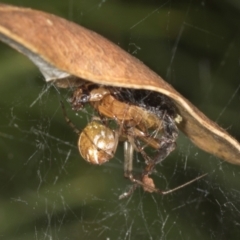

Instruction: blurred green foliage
[0,0,239,239]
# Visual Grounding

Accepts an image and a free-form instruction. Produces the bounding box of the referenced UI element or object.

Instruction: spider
[61,83,206,198]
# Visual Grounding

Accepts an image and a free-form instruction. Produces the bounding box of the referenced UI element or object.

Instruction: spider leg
[140,172,208,195]
[123,141,134,178]
[120,162,207,198]
[137,114,178,188]
[119,141,140,199]
[160,173,208,195]
[119,139,157,199]
[60,101,81,135]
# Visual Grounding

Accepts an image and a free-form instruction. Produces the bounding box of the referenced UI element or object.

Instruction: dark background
[0,0,240,239]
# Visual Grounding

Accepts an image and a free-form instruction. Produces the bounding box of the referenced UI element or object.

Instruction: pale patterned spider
[61,83,206,198]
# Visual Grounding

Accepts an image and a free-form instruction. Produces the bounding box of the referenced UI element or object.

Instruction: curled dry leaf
[0,4,239,164]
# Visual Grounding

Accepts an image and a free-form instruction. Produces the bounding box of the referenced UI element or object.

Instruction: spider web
[0,0,240,239]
